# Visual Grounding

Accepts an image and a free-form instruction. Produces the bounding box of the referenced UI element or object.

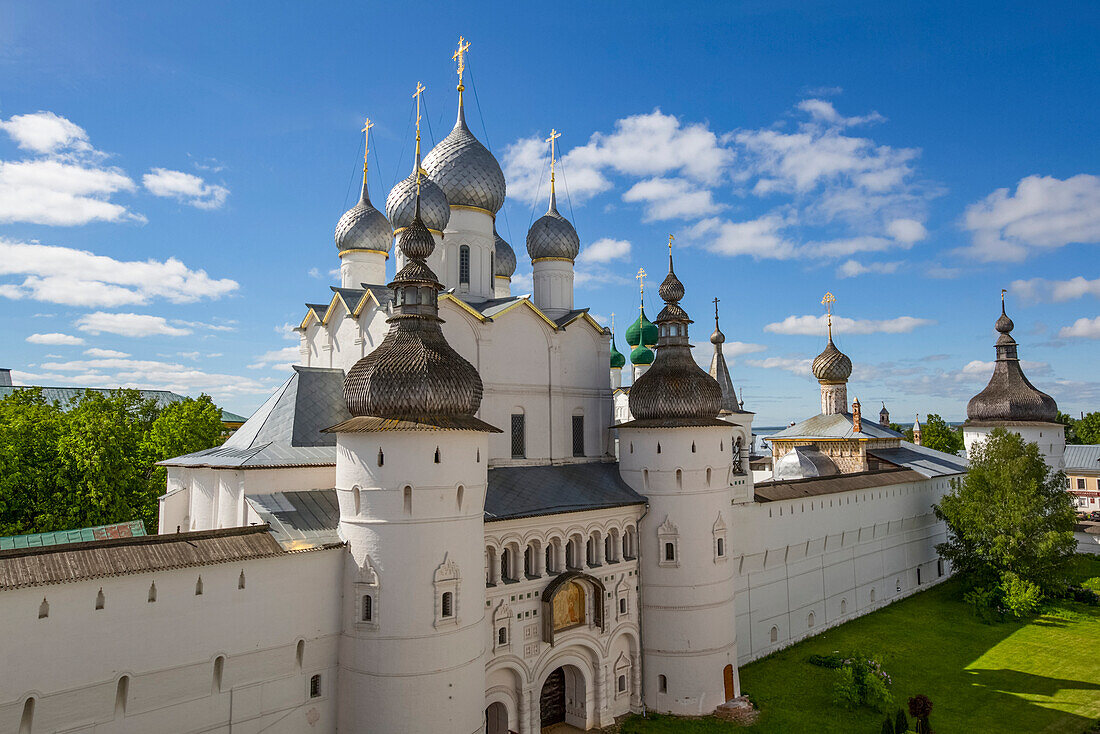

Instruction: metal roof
[0,521,145,551]
[754,468,927,502]
[767,412,903,441]
[485,462,646,522]
[246,490,342,550]
[159,366,349,468]
[868,443,968,478]
[1064,445,1100,473]
[0,525,336,591]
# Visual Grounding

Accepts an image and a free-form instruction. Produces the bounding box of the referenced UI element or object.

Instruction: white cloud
[0,239,238,307]
[35,357,270,396]
[248,346,300,371]
[1011,276,1100,303]
[84,348,130,358]
[576,238,632,265]
[1058,316,1100,339]
[75,312,192,337]
[26,332,85,345]
[511,270,533,294]
[795,99,885,127]
[836,260,902,278]
[689,214,798,259]
[0,159,139,226]
[886,218,927,243]
[764,314,934,335]
[746,356,813,375]
[621,178,724,221]
[723,341,768,358]
[960,359,1050,377]
[0,111,92,155]
[142,168,229,210]
[503,110,733,204]
[961,174,1100,261]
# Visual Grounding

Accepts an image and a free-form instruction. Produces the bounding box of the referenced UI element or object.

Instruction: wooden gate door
[540,667,566,727]
[723,664,735,701]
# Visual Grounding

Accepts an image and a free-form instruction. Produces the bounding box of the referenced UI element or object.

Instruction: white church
[0,41,1065,734]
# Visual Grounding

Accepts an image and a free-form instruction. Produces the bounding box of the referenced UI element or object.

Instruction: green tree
[934,428,1077,608]
[1075,411,1100,445]
[141,395,224,525]
[919,414,964,455]
[1056,411,1079,444]
[0,389,65,535]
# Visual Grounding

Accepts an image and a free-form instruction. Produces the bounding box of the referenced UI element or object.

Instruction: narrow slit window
[459,245,470,285]
[96,588,106,610]
[441,591,454,618]
[664,542,675,562]
[238,571,246,590]
[362,594,373,622]
[511,414,526,458]
[572,414,585,457]
[310,674,322,698]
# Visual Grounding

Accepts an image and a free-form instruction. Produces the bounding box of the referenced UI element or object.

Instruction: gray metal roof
[868,442,968,478]
[774,446,839,480]
[554,309,591,328]
[246,489,342,550]
[1064,445,1100,473]
[159,366,349,468]
[485,462,646,522]
[755,468,927,502]
[768,413,903,441]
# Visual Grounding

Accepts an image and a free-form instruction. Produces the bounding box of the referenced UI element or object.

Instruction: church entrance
[723,664,736,700]
[540,665,587,730]
[485,701,509,734]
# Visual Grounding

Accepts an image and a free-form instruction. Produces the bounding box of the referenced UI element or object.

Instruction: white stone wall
[0,549,343,734]
[729,474,955,663]
[532,259,575,319]
[483,506,643,732]
[964,422,1066,472]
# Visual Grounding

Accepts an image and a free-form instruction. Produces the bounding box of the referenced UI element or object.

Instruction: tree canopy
[0,388,224,536]
[934,428,1076,617]
[1058,411,1100,445]
[918,414,965,455]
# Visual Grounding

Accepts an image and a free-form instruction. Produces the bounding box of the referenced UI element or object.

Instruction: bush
[1066,585,1100,605]
[1001,572,1043,618]
[832,667,860,709]
[895,707,909,733]
[882,717,895,734]
[863,668,894,713]
[825,653,894,713]
[808,652,846,669]
[964,584,1004,623]
[908,694,933,734]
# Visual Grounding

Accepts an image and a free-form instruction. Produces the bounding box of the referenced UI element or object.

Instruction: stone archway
[540,664,587,730]
[485,701,509,734]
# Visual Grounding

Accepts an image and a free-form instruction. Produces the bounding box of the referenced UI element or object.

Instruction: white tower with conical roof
[333,190,499,734]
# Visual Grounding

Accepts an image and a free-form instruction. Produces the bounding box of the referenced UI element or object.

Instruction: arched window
[19,697,34,734]
[238,571,246,590]
[937,559,944,577]
[706,467,712,486]
[664,542,675,562]
[605,534,615,563]
[565,540,575,569]
[377,447,384,466]
[545,544,555,574]
[510,412,526,458]
[716,537,725,557]
[840,598,847,615]
[770,625,778,643]
[498,627,507,645]
[213,656,225,692]
[459,245,470,285]
[586,537,595,566]
[441,591,454,618]
[457,485,464,511]
[434,447,441,464]
[618,675,627,692]
[362,594,373,622]
[147,582,157,603]
[403,486,412,515]
[572,414,585,457]
[352,486,361,515]
[296,639,305,669]
[96,588,105,610]
[115,675,129,717]
[870,588,876,603]
[310,674,322,698]
[500,548,512,582]
[619,597,627,614]
[807,611,815,628]
[658,675,668,693]
[523,545,533,577]
[195,576,203,596]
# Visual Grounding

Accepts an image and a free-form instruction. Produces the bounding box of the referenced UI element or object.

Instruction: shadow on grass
[965,668,1100,697]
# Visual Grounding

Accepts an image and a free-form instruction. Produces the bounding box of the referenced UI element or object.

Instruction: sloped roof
[0,525,336,591]
[485,462,646,521]
[0,521,145,552]
[159,366,349,468]
[768,413,903,441]
[868,442,968,478]
[755,467,926,502]
[1064,445,1100,473]
[246,490,342,550]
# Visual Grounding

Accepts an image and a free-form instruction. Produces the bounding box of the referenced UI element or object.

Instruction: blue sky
[2,0,1098,425]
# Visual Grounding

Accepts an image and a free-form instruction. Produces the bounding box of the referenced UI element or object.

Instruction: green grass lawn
[614,555,1100,734]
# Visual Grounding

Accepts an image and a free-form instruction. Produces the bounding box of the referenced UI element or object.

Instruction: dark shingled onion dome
[811,335,853,383]
[628,252,723,422]
[967,302,1058,422]
[341,192,490,429]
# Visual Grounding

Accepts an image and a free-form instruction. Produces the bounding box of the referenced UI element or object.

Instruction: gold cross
[712,296,720,321]
[361,118,374,172]
[453,36,471,90]
[822,291,836,339]
[412,82,427,173]
[546,128,561,182]
[611,312,616,334]
[668,233,675,255]
[636,268,647,307]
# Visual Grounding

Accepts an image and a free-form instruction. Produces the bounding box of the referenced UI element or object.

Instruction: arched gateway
[485,700,509,734]
[539,664,587,730]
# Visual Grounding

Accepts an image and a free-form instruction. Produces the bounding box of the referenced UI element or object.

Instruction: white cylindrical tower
[334,190,500,734]
[618,248,739,715]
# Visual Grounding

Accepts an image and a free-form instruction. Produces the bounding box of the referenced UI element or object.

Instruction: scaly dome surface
[422,101,506,214]
[343,195,485,423]
[493,227,516,278]
[967,303,1058,422]
[628,253,723,422]
[811,338,853,382]
[386,168,451,233]
[335,174,392,254]
[526,189,580,261]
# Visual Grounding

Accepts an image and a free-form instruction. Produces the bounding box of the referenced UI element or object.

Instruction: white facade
[964,422,1066,472]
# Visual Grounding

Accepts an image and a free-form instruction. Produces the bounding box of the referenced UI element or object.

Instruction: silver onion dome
[386,168,451,233]
[494,228,516,277]
[628,252,723,422]
[335,176,392,254]
[774,446,840,481]
[422,101,506,214]
[342,195,489,425]
[526,189,580,261]
[966,302,1058,422]
[811,338,853,382]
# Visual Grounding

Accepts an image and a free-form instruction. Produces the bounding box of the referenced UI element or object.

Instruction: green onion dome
[610,335,626,369]
[630,344,654,365]
[625,307,658,348]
